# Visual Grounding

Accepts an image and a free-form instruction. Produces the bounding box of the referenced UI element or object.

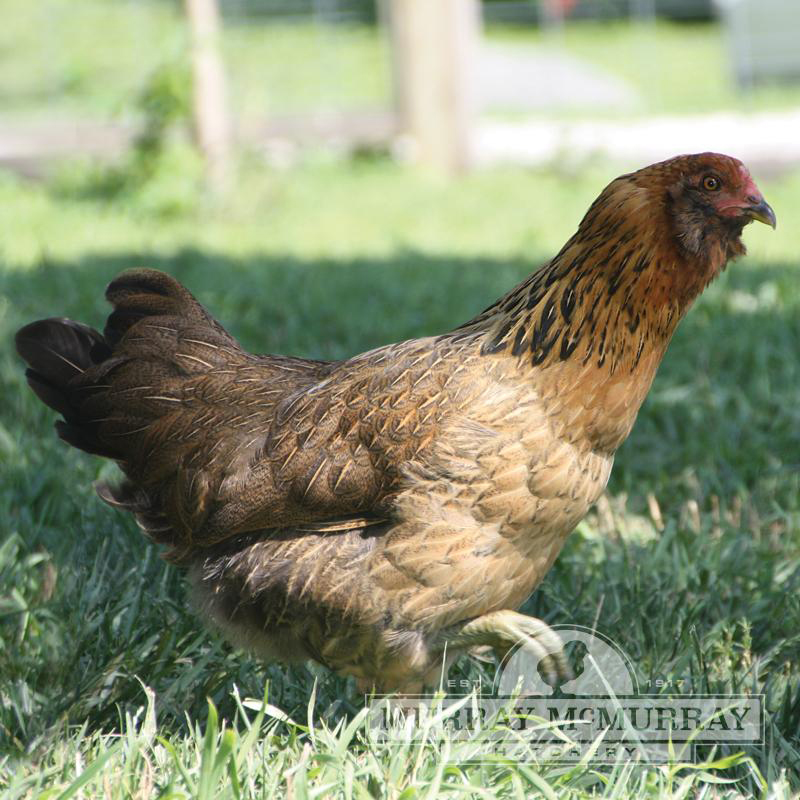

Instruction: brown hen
[15,153,775,692]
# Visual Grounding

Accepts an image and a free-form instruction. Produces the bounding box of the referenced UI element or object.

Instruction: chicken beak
[744,198,777,229]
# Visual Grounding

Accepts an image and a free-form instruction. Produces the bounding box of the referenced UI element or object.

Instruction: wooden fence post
[184,0,232,190]
[387,0,480,174]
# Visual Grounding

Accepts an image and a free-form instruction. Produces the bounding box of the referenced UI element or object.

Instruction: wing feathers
[16,270,454,560]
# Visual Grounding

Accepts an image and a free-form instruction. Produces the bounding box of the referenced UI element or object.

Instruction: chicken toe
[437,610,571,687]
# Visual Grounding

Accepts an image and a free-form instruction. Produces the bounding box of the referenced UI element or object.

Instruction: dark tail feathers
[16,318,114,456]
[103,268,235,348]
[15,268,241,459]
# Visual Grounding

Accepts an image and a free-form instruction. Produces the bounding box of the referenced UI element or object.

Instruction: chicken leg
[436,610,571,687]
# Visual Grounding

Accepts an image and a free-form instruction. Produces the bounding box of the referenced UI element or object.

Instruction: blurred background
[3,0,800,182]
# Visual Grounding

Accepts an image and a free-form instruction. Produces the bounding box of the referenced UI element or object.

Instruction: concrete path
[477,44,639,113]
[475,109,800,174]
[1,109,799,177]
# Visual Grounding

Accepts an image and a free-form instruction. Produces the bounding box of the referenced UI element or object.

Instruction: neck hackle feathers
[469,152,774,378]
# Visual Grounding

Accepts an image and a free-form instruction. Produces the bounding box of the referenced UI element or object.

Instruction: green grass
[0,0,390,122]
[4,0,800,124]
[1,153,799,796]
[487,19,800,116]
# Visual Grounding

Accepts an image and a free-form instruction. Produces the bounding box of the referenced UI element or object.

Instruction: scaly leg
[435,610,571,687]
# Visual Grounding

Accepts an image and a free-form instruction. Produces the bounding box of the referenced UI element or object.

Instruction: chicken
[15,153,775,692]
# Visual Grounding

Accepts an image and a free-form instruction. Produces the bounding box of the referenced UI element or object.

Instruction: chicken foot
[436,610,571,687]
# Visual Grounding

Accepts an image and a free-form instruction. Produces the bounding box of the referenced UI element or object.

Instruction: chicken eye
[702,175,721,191]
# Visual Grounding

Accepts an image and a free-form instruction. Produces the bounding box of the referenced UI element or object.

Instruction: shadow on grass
[1,251,798,758]
[4,248,798,501]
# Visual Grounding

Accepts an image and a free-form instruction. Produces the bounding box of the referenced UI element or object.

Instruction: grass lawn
[4,0,800,124]
[486,19,800,117]
[1,152,799,797]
